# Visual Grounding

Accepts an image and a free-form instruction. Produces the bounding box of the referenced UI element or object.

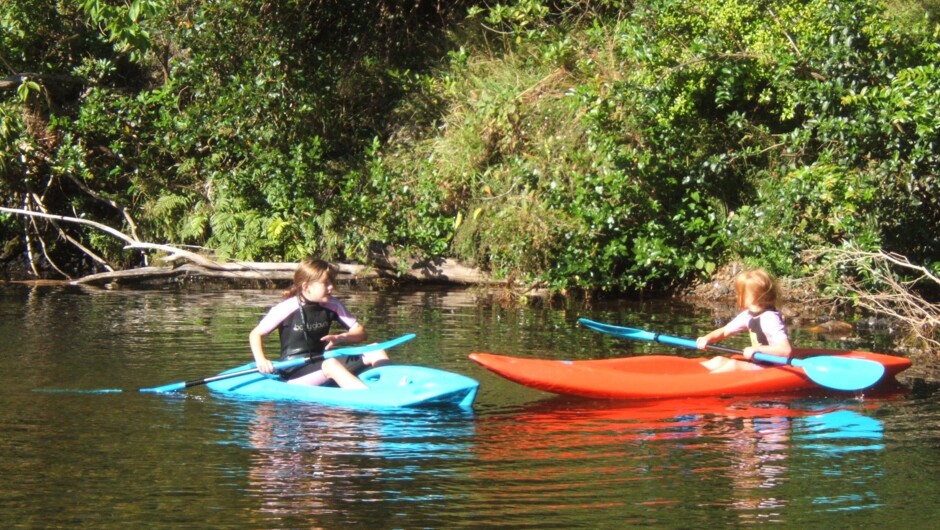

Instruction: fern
[148,193,192,217]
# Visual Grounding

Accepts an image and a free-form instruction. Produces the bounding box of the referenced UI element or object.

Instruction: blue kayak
[206,363,479,409]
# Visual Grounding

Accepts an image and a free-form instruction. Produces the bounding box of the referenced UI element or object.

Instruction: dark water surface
[2,283,939,528]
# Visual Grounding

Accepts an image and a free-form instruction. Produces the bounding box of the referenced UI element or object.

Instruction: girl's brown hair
[734,269,780,310]
[283,258,336,299]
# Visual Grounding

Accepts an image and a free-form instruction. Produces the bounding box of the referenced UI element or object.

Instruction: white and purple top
[723,308,788,347]
[256,296,359,359]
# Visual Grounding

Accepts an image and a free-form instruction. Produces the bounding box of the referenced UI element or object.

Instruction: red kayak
[468,349,912,400]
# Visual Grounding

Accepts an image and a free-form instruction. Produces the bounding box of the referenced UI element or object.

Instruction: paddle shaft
[31,334,407,394]
[579,318,789,361]
[655,335,789,363]
[708,346,792,366]
[138,333,416,393]
[143,357,311,392]
[577,318,886,391]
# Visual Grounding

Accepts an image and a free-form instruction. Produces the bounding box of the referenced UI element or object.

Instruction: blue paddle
[138,356,311,393]
[36,333,416,394]
[578,318,885,391]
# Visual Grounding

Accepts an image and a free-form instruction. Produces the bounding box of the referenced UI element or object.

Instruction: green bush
[3,0,940,299]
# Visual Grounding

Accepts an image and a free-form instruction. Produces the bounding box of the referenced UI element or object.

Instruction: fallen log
[1,206,500,288]
[67,257,493,287]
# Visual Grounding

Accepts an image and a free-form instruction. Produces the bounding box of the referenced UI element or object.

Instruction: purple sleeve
[722,310,751,335]
[760,311,789,345]
[255,296,359,335]
[254,298,298,335]
[321,297,359,330]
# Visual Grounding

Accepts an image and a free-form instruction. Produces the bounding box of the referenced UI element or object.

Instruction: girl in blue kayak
[249,258,389,388]
[696,268,793,373]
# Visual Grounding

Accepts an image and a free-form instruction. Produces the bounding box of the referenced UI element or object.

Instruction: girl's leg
[702,356,763,373]
[290,348,390,388]
[285,369,330,386]
[321,357,368,389]
[701,356,731,372]
[362,348,389,367]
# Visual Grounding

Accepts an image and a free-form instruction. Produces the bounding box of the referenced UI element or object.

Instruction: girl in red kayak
[249,258,389,388]
[697,269,793,373]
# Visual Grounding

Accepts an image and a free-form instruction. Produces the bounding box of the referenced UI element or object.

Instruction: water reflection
[708,404,791,517]
[793,409,886,513]
[3,284,932,528]
[795,409,884,454]
[469,395,888,523]
[211,401,477,524]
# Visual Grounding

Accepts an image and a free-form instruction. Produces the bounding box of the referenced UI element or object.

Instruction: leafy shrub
[3,0,940,299]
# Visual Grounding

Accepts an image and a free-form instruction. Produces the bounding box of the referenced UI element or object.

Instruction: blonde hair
[734,269,779,310]
[283,257,336,299]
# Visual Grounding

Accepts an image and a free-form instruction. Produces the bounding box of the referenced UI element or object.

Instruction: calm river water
[2,282,939,528]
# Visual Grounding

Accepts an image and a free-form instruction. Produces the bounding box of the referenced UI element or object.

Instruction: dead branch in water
[808,247,940,350]
[1,207,493,287]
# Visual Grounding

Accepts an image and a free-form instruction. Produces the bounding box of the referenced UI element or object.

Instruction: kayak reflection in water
[696,269,793,374]
[249,258,389,389]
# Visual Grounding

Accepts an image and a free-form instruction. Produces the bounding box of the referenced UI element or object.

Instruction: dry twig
[808,247,940,350]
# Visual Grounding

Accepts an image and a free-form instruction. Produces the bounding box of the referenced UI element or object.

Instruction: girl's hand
[696,337,709,350]
[256,358,275,374]
[321,333,347,351]
[741,347,756,360]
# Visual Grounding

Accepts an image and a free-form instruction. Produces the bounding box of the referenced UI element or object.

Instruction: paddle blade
[578,319,701,349]
[578,318,656,341]
[752,352,886,391]
[323,333,416,358]
[794,356,886,391]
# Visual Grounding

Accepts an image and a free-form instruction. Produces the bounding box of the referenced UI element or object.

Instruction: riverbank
[5,254,937,385]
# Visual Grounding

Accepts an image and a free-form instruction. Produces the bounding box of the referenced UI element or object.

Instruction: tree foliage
[1,0,939,298]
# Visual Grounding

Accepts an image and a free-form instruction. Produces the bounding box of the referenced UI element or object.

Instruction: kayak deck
[468,349,911,400]
[207,364,479,409]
